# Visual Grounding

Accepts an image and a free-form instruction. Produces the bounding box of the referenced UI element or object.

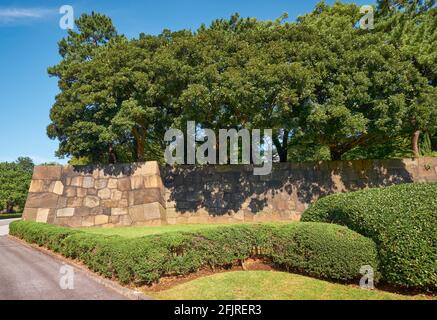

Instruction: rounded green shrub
[302,182,437,290]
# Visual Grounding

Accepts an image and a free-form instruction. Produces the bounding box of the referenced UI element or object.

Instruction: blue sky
[0,0,371,164]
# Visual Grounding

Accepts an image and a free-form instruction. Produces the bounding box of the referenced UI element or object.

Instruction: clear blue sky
[0,0,371,164]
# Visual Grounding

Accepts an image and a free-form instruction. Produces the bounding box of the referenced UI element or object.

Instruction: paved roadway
[0,219,127,300]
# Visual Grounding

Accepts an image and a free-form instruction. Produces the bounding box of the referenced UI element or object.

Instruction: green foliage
[10,221,378,286]
[47,2,436,164]
[302,183,437,290]
[0,158,34,213]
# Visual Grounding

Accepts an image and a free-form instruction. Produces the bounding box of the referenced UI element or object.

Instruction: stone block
[112,208,128,216]
[95,179,108,189]
[77,188,87,197]
[108,179,118,189]
[95,215,109,225]
[130,176,144,190]
[33,166,62,180]
[36,209,50,223]
[29,180,50,193]
[128,188,164,206]
[52,181,64,195]
[64,187,76,197]
[71,176,83,187]
[26,193,59,209]
[111,190,122,201]
[23,208,38,221]
[118,177,131,191]
[143,175,164,190]
[82,176,95,188]
[57,208,75,217]
[129,202,165,223]
[66,197,83,207]
[87,188,97,196]
[82,216,95,227]
[97,188,111,200]
[133,161,160,177]
[84,196,100,208]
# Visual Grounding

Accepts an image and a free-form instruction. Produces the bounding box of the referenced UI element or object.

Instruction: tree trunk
[108,144,117,164]
[6,202,14,213]
[330,148,343,161]
[132,128,146,162]
[411,130,421,158]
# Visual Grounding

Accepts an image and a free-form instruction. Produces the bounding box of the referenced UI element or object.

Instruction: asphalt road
[0,220,128,300]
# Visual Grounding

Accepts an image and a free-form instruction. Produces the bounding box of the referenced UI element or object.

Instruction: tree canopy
[47,2,436,164]
[0,158,34,213]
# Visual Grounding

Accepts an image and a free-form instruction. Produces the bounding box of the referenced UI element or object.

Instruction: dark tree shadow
[162,159,413,216]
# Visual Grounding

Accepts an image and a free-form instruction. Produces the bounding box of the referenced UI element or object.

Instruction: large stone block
[26,193,59,209]
[33,166,62,180]
[82,176,95,188]
[29,180,51,193]
[84,196,100,208]
[97,188,111,200]
[52,181,64,195]
[56,208,75,217]
[130,176,144,190]
[95,215,109,225]
[128,188,165,206]
[133,161,161,177]
[71,176,84,187]
[129,202,165,223]
[35,209,50,223]
[118,177,131,191]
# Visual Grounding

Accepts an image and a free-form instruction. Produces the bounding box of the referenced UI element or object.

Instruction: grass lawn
[145,271,433,300]
[81,223,249,238]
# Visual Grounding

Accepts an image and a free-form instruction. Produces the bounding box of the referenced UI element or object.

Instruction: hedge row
[10,220,378,286]
[302,183,437,291]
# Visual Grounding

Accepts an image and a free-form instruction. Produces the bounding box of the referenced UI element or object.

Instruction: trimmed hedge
[10,220,378,286]
[302,183,437,291]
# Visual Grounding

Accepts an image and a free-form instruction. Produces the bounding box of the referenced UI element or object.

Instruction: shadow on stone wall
[163,159,416,218]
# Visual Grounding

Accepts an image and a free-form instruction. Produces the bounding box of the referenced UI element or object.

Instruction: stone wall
[23,162,166,228]
[23,157,437,228]
[162,157,437,224]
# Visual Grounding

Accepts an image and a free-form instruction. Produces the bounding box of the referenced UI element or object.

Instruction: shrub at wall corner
[302,183,437,291]
[9,221,379,286]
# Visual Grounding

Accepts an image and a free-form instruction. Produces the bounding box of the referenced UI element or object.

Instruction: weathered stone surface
[118,177,131,191]
[97,188,111,200]
[57,208,75,217]
[77,188,87,197]
[111,190,122,201]
[26,193,59,209]
[95,215,109,225]
[82,176,95,188]
[71,176,83,187]
[129,202,165,223]
[33,166,62,180]
[67,197,83,207]
[65,187,76,197]
[108,179,118,189]
[133,161,160,176]
[130,176,143,190]
[52,181,64,195]
[112,208,128,216]
[29,180,50,193]
[95,179,108,189]
[129,188,164,206]
[84,196,100,208]
[36,209,50,223]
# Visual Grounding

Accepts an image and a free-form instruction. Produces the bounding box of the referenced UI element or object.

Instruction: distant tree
[0,158,33,213]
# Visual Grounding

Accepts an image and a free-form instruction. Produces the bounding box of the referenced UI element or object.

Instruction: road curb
[7,235,153,301]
